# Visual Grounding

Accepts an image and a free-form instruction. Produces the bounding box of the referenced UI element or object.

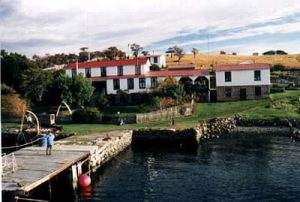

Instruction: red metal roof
[168,63,195,70]
[216,63,270,72]
[89,69,209,80]
[67,58,148,69]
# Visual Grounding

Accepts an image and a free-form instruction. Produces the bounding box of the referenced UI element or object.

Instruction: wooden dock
[2,145,97,194]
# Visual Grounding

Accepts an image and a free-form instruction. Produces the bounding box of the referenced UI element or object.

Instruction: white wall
[216,69,270,87]
[91,67,100,77]
[106,77,152,94]
[65,69,72,77]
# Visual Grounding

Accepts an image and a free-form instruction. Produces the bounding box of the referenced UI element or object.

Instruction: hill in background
[166,54,300,69]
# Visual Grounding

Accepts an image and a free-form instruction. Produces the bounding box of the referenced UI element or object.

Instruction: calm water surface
[77,135,300,202]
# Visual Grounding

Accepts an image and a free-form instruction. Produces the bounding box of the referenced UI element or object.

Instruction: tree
[276,50,288,55]
[157,77,186,101]
[43,70,73,105]
[130,43,143,58]
[191,48,198,58]
[173,46,185,63]
[71,73,95,107]
[263,50,276,55]
[91,51,105,60]
[1,84,28,117]
[1,49,31,92]
[220,50,226,55]
[150,64,160,71]
[21,68,52,103]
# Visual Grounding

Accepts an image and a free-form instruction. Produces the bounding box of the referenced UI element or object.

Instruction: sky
[1,0,300,57]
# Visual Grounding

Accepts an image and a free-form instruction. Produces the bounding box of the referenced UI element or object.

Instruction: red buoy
[79,174,91,187]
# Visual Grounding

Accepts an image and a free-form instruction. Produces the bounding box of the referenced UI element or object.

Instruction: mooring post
[71,164,78,190]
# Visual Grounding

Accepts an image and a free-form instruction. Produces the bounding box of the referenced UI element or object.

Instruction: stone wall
[216,85,269,101]
[136,103,193,123]
[89,130,132,169]
[195,116,238,140]
[132,128,201,148]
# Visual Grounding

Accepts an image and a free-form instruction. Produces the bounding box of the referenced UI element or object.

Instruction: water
[77,135,300,202]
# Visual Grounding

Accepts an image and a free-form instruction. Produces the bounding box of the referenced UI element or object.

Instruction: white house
[140,54,166,67]
[215,63,271,101]
[65,58,210,96]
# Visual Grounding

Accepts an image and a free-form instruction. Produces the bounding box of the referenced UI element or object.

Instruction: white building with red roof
[214,63,271,101]
[65,58,210,96]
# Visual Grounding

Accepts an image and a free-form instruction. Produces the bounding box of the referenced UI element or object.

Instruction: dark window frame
[225,71,231,82]
[85,68,91,78]
[117,66,123,76]
[151,77,158,88]
[127,78,134,90]
[153,57,158,63]
[255,86,262,96]
[101,67,107,77]
[113,79,120,90]
[71,69,76,77]
[139,78,146,89]
[135,65,141,75]
[225,87,232,97]
[254,70,261,81]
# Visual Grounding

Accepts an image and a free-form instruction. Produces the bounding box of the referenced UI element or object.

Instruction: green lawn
[2,89,300,135]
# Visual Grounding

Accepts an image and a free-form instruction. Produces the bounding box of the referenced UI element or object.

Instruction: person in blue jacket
[46,131,55,155]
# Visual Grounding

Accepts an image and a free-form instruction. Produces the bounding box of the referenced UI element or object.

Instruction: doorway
[240,88,247,100]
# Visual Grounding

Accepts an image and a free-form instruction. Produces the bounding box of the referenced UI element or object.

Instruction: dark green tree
[1,49,32,91]
[71,73,95,107]
[21,68,52,102]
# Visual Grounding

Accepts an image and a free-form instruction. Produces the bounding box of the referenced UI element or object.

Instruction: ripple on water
[77,136,300,202]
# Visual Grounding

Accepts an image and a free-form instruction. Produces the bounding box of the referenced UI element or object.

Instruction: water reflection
[77,135,300,202]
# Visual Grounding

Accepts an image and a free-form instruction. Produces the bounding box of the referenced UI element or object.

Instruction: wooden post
[71,165,78,190]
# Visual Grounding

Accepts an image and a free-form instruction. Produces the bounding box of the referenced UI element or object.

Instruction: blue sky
[1,0,300,57]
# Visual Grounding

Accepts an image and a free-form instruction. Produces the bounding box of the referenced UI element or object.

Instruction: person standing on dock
[46,131,55,155]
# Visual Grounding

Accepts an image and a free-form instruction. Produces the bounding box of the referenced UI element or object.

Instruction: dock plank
[2,145,91,193]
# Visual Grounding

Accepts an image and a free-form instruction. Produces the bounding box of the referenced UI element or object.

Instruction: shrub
[150,64,160,71]
[72,107,100,123]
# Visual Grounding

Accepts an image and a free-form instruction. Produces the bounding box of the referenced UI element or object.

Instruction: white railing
[2,153,18,175]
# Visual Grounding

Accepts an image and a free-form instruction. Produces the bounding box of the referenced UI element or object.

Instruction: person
[46,131,55,155]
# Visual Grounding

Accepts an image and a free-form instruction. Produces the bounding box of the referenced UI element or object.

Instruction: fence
[2,153,18,176]
[136,102,194,123]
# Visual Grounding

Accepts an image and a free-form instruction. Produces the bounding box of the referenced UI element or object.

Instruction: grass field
[2,89,300,135]
[167,53,300,69]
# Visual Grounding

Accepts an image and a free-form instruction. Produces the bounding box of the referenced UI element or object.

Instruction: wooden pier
[2,145,97,194]
[2,130,132,201]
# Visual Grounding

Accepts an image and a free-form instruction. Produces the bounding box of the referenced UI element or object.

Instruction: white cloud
[1,0,300,56]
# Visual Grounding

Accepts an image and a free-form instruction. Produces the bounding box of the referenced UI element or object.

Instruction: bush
[150,64,160,71]
[72,107,100,123]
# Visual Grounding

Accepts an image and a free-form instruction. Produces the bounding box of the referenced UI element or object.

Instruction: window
[113,79,120,90]
[255,86,261,96]
[101,67,106,77]
[71,69,76,77]
[85,68,91,78]
[139,78,146,89]
[117,66,123,76]
[225,72,231,82]
[127,78,134,90]
[153,57,158,63]
[225,87,232,97]
[151,77,158,88]
[135,65,141,75]
[254,70,261,81]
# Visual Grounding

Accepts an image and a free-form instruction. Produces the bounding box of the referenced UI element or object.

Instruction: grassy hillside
[167,53,300,69]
